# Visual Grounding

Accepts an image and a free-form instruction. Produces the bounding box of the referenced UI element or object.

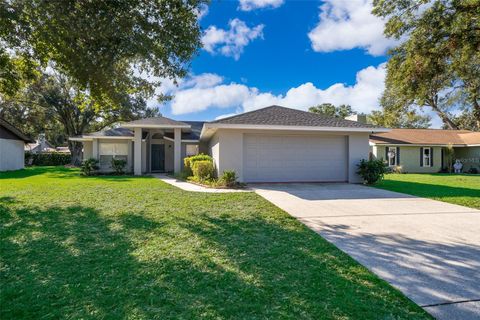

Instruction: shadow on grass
[0,197,430,319]
[376,179,480,199]
[0,166,154,182]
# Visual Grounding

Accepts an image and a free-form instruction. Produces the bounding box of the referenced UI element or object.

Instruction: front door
[151,144,165,172]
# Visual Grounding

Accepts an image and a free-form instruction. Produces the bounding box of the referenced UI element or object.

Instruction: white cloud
[215,113,238,120]
[202,19,264,60]
[195,3,209,20]
[308,0,396,56]
[238,0,284,11]
[167,63,386,115]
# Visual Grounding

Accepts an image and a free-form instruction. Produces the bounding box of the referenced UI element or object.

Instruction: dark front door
[151,144,165,172]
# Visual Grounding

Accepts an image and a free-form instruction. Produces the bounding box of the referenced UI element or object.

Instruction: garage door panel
[243,134,347,182]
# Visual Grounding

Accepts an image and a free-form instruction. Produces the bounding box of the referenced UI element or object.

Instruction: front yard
[0,167,430,319]
[375,173,480,209]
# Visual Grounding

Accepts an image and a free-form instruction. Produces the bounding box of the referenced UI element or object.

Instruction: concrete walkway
[251,183,480,320]
[154,174,250,193]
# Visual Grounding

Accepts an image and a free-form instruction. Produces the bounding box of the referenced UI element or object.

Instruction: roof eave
[121,124,191,129]
[200,123,389,140]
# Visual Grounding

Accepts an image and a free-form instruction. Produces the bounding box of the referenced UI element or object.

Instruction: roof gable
[0,118,33,142]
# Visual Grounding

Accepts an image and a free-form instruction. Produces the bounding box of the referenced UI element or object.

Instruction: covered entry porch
[122,118,202,175]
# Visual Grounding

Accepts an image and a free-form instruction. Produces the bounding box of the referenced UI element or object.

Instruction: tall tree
[1,71,160,164]
[309,103,357,118]
[373,0,480,129]
[0,0,206,104]
[368,108,431,128]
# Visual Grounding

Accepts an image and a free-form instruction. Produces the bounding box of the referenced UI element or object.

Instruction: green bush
[356,159,388,185]
[220,170,237,187]
[25,152,71,166]
[192,160,215,180]
[184,154,213,177]
[81,158,99,176]
[111,158,127,174]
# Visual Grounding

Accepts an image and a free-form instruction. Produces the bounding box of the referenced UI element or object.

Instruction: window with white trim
[387,147,396,166]
[422,147,431,167]
[186,144,199,157]
[99,142,128,167]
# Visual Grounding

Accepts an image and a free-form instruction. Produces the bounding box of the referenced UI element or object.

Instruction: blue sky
[153,0,439,127]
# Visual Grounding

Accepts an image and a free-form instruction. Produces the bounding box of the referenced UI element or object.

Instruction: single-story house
[370,129,480,173]
[70,105,388,183]
[0,118,33,171]
[25,134,56,153]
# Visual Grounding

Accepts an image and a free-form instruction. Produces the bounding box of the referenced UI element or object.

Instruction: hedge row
[25,152,72,166]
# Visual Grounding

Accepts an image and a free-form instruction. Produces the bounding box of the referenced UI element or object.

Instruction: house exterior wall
[83,141,93,159]
[94,139,133,173]
[454,146,480,172]
[348,134,370,183]
[207,129,370,183]
[373,145,442,173]
[0,138,24,171]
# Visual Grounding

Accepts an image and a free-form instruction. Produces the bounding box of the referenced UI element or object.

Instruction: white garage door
[243,134,348,182]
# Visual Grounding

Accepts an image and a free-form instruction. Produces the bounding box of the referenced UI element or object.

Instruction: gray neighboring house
[70,105,388,183]
[0,118,33,171]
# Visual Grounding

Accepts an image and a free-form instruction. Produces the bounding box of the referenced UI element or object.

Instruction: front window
[387,147,396,166]
[423,147,431,167]
[186,144,199,157]
[99,143,128,167]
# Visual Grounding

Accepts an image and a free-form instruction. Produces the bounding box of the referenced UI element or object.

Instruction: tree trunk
[430,104,459,129]
[69,141,83,166]
[472,98,480,129]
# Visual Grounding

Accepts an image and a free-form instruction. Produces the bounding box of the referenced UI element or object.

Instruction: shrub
[184,154,213,177]
[356,159,388,185]
[81,158,99,176]
[111,158,127,174]
[25,152,71,166]
[220,170,237,187]
[192,160,215,180]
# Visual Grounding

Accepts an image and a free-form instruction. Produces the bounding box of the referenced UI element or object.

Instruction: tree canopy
[373,0,480,129]
[0,0,206,103]
[309,103,357,118]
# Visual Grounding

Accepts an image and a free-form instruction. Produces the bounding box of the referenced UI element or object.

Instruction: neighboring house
[0,118,33,171]
[25,134,56,153]
[70,105,387,183]
[370,129,480,173]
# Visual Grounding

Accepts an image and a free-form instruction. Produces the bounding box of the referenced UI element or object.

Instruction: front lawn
[0,167,430,319]
[376,174,480,209]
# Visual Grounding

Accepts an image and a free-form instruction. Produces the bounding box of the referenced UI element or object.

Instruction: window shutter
[396,147,400,165]
[385,147,388,161]
[420,147,424,167]
[430,148,434,167]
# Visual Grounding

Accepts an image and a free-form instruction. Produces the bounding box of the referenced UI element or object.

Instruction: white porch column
[174,128,181,174]
[134,127,142,175]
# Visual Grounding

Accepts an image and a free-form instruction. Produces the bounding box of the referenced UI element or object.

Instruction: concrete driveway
[252,183,480,320]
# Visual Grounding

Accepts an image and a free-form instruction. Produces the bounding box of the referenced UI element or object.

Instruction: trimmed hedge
[25,152,71,166]
[192,160,215,180]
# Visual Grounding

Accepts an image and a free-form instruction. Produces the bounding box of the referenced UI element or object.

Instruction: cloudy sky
[152,0,436,125]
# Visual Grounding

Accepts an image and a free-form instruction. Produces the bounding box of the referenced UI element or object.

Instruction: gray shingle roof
[122,116,189,127]
[210,105,380,128]
[0,118,34,142]
[88,127,134,137]
[164,121,204,140]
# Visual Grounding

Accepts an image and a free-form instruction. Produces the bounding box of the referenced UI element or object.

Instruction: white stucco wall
[83,141,93,159]
[0,138,25,171]
[207,129,371,183]
[347,133,370,183]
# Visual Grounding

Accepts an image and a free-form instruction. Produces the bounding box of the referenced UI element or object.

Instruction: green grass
[376,174,480,209]
[1,167,430,319]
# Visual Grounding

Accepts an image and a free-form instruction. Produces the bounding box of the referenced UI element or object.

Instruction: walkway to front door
[252,183,480,320]
[151,144,165,172]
